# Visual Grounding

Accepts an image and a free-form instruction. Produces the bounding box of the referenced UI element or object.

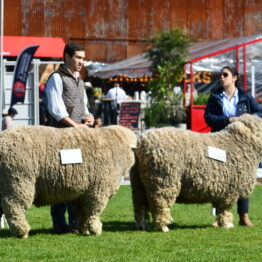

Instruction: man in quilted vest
[46,42,94,234]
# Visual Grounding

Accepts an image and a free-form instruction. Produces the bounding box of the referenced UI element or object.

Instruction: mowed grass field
[0,185,262,262]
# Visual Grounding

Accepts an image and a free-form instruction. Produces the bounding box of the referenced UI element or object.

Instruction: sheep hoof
[89,222,102,235]
[223,223,234,229]
[18,233,28,239]
[92,230,102,236]
[155,225,169,232]
[161,226,169,232]
[79,229,90,235]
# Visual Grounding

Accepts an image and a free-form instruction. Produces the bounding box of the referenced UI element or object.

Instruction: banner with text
[11,45,39,106]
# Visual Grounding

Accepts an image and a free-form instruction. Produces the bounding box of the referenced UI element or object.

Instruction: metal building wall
[4,0,262,62]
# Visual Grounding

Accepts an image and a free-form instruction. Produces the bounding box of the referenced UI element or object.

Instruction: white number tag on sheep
[207,146,227,162]
[60,149,83,164]
[130,114,262,232]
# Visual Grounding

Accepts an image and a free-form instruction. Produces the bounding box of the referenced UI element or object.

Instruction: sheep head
[226,114,262,156]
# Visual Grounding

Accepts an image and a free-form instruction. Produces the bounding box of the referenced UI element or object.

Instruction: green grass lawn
[1,185,262,262]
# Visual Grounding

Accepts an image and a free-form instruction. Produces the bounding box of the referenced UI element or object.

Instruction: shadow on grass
[169,223,210,230]
[0,222,135,238]
[0,222,211,238]
[0,229,13,238]
[0,228,52,238]
[103,221,210,232]
[102,221,136,232]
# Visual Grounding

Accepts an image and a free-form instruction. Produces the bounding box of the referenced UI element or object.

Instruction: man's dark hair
[8,107,18,115]
[63,42,85,59]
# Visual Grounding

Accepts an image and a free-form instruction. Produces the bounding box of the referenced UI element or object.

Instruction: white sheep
[0,125,136,238]
[130,114,262,232]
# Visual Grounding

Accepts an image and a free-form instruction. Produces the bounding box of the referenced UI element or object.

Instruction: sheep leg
[86,199,108,236]
[1,192,33,238]
[77,192,110,236]
[149,193,175,232]
[152,206,172,232]
[216,209,234,228]
[146,184,177,232]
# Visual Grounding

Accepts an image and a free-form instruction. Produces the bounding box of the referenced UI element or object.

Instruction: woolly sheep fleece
[130,114,262,232]
[0,125,136,238]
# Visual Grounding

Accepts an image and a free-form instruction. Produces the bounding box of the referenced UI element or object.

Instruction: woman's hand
[229,116,239,122]
[229,114,249,123]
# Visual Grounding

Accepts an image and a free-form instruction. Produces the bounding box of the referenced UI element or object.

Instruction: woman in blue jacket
[205,65,262,226]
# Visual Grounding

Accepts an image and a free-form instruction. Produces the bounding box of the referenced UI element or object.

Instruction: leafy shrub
[194,92,210,105]
[144,27,191,128]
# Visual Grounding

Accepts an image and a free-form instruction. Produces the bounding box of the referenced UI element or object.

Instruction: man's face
[65,50,85,73]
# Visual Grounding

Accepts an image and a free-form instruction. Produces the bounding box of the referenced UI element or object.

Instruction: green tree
[144,27,191,128]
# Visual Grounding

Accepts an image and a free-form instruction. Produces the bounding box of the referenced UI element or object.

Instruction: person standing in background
[2,107,18,130]
[105,82,127,124]
[39,83,50,125]
[205,66,262,226]
[1,107,18,223]
[84,81,96,114]
[46,42,94,234]
[106,82,127,104]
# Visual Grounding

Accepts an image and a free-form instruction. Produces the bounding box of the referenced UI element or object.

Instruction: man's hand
[60,117,87,128]
[83,114,95,127]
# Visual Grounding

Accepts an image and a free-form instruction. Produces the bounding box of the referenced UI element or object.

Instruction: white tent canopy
[86,34,262,79]
[86,53,152,79]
